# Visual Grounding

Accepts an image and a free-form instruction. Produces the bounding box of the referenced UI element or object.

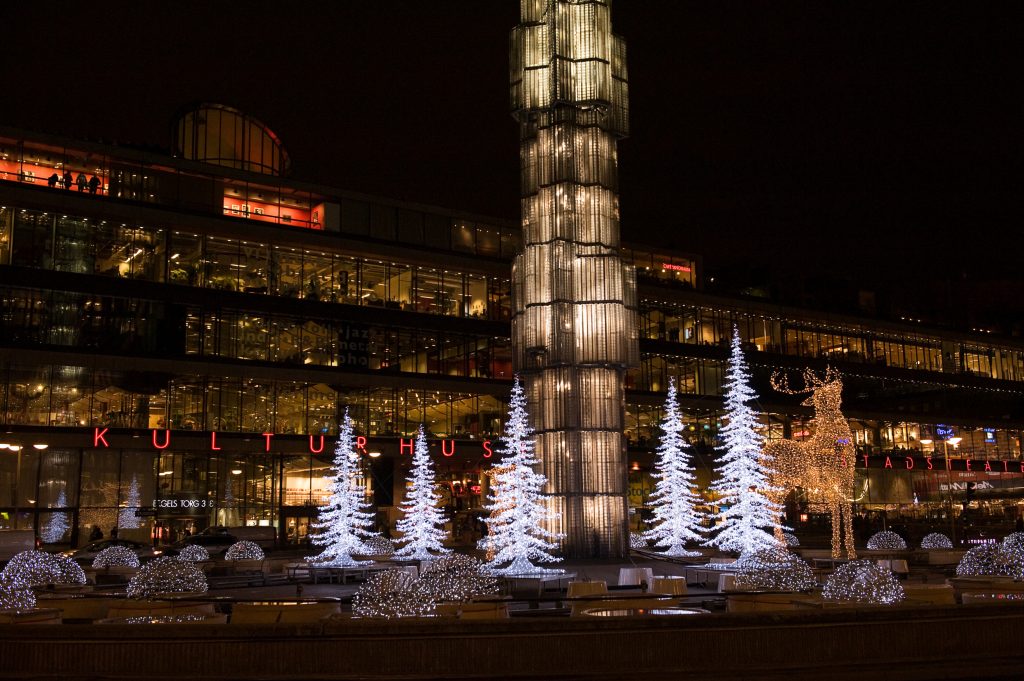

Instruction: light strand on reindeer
[764,367,857,559]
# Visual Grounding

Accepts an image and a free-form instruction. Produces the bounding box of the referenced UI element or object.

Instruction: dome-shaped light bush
[823,560,905,604]
[418,554,498,603]
[1002,532,1024,550]
[920,533,953,550]
[92,545,140,569]
[127,557,207,598]
[957,543,1024,579]
[867,530,907,551]
[0,576,36,612]
[177,544,210,562]
[1,551,86,587]
[224,540,264,560]
[629,532,648,550]
[732,547,816,592]
[352,570,433,619]
[361,536,396,557]
[783,532,800,547]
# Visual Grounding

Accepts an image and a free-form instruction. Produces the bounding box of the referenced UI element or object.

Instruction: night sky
[1,3,1018,295]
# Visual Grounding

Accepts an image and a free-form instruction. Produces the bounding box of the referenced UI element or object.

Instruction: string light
[629,532,648,550]
[920,532,953,549]
[708,328,781,556]
[644,377,705,557]
[308,408,378,567]
[1002,532,1024,550]
[394,425,450,560]
[867,531,907,551]
[417,554,498,603]
[765,367,856,559]
[822,560,905,604]
[0,576,36,612]
[482,377,563,575]
[732,547,817,592]
[956,543,1024,579]
[127,557,208,598]
[177,544,210,562]
[93,546,140,569]
[352,570,433,619]
[1,550,86,586]
[225,541,264,560]
[361,536,396,557]
[783,532,800,547]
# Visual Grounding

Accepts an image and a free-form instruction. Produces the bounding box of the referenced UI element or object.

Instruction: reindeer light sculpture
[765,368,857,559]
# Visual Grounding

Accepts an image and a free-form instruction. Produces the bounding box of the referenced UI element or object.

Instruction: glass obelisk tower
[510,0,638,558]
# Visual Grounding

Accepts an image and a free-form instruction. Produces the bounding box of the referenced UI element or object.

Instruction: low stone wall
[2,604,1024,680]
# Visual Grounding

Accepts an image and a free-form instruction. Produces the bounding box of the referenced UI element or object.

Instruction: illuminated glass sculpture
[394,425,450,560]
[308,408,378,567]
[823,560,905,605]
[510,0,638,558]
[765,367,857,559]
[644,377,705,557]
[708,328,782,555]
[920,532,953,550]
[867,531,907,551]
[93,545,140,569]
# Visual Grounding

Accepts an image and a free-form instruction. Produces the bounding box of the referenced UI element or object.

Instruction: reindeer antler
[771,370,814,394]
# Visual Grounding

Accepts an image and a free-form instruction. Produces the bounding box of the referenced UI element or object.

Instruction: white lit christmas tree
[482,376,563,575]
[42,490,69,544]
[394,425,450,560]
[308,408,378,567]
[644,376,706,557]
[118,474,142,530]
[708,327,782,555]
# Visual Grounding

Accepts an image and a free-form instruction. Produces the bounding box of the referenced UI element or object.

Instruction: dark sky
[1,2,1018,284]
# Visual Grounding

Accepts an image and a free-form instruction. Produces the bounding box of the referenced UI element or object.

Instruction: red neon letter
[399,438,414,455]
[926,457,933,470]
[482,440,493,458]
[965,459,972,471]
[442,439,455,457]
[905,457,914,470]
[152,429,170,449]
[884,456,892,469]
[862,454,870,467]
[984,460,992,472]
[1004,460,1010,473]
[93,427,109,448]
[946,457,952,470]
[211,432,221,451]
[262,432,274,452]
[355,436,367,454]
[1019,462,1024,473]
[309,435,324,454]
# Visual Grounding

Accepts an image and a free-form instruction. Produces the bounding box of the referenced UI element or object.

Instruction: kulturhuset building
[1,10,1023,554]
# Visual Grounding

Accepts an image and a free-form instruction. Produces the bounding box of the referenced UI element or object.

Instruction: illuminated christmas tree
[42,490,69,544]
[644,377,705,556]
[483,376,563,575]
[394,425,450,560]
[708,327,782,555]
[308,409,378,566]
[118,474,142,530]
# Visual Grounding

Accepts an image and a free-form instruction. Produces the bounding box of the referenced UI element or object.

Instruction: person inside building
[88,175,101,194]
[76,173,87,191]
[61,170,73,189]
[89,525,103,541]
[47,172,59,188]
